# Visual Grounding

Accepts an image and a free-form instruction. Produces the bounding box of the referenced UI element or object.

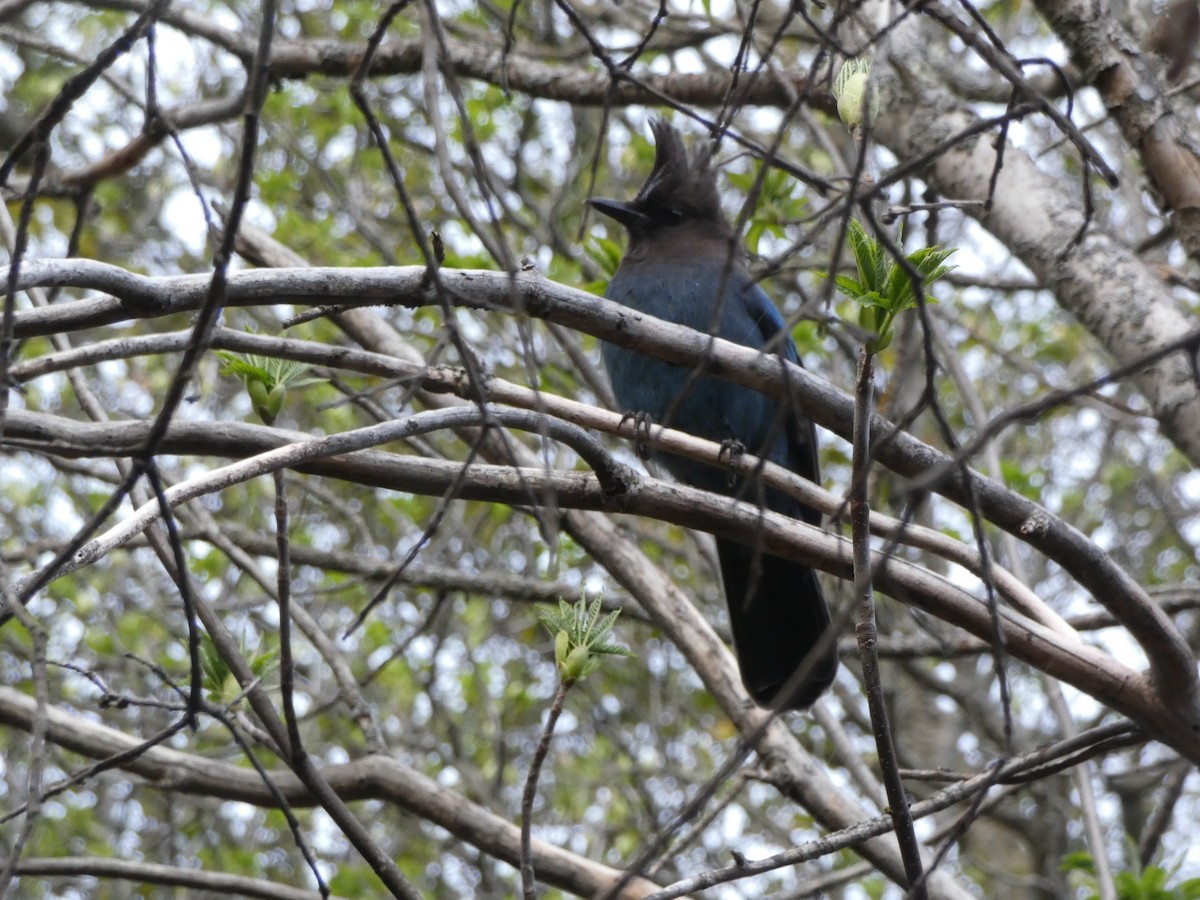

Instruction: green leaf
[586,236,624,278]
[215,351,271,384]
[854,290,890,309]
[820,221,957,352]
[537,593,629,685]
[746,221,765,256]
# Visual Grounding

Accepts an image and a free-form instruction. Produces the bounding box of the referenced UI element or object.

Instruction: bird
[588,121,837,710]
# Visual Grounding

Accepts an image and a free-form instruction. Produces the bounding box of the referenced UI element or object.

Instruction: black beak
[588,197,651,230]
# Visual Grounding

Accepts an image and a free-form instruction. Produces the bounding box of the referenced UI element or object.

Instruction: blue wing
[734,273,821,525]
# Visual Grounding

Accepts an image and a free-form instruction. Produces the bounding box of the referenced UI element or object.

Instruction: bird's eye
[664,208,684,223]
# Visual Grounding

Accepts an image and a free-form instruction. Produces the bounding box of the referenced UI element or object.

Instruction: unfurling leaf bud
[834,58,878,131]
[554,629,570,668]
[562,645,591,682]
[265,384,286,423]
[247,379,273,424]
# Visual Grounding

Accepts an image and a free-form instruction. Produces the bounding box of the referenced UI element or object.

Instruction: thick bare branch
[6,260,1192,711]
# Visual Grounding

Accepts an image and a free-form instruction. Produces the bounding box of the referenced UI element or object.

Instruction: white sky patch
[0,46,22,93]
[1178,470,1200,546]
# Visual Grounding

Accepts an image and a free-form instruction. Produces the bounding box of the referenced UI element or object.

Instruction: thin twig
[1137,759,1191,867]
[274,469,304,764]
[850,347,927,898]
[521,679,570,900]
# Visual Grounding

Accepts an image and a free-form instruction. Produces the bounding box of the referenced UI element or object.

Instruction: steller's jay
[589,121,837,710]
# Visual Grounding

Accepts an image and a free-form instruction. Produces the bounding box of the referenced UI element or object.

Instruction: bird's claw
[620,410,655,460]
[718,439,745,486]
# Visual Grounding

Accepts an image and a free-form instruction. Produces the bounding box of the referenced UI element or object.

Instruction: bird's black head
[589,120,730,244]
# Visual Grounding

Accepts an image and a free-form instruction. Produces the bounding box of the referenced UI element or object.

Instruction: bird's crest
[633,120,725,223]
